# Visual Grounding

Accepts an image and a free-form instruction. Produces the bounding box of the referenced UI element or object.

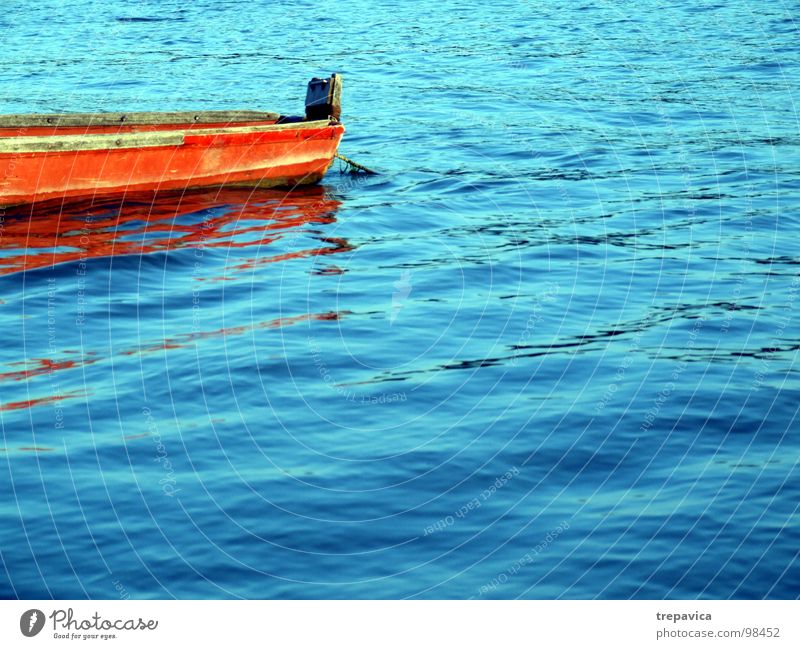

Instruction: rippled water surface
[1,0,799,598]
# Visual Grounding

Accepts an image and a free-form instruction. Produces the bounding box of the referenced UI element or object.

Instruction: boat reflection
[0,187,353,415]
[0,186,347,275]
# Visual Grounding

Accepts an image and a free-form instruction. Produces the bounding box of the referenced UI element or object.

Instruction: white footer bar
[1,600,796,648]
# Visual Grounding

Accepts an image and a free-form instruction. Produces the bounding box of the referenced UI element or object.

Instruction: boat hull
[0,120,344,207]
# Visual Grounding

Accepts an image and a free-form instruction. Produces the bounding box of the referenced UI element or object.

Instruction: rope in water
[335,152,378,175]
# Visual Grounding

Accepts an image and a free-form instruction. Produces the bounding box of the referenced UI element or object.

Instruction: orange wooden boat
[0,74,344,207]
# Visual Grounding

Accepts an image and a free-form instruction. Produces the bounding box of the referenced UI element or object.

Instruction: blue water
[1,0,798,599]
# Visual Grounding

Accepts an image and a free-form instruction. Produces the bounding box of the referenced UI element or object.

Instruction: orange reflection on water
[0,309,346,411]
[0,186,345,275]
[0,390,85,412]
[0,187,352,414]
[0,356,100,383]
[0,447,55,454]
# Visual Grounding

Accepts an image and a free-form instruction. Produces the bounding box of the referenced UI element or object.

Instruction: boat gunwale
[0,119,341,154]
[0,110,283,128]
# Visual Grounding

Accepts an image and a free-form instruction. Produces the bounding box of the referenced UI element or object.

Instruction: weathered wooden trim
[0,132,185,153]
[185,119,333,136]
[0,110,281,128]
[330,74,342,121]
[0,119,336,154]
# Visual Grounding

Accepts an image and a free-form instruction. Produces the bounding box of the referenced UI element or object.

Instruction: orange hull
[0,121,344,207]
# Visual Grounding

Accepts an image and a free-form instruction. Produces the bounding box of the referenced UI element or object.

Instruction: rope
[335,152,377,175]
